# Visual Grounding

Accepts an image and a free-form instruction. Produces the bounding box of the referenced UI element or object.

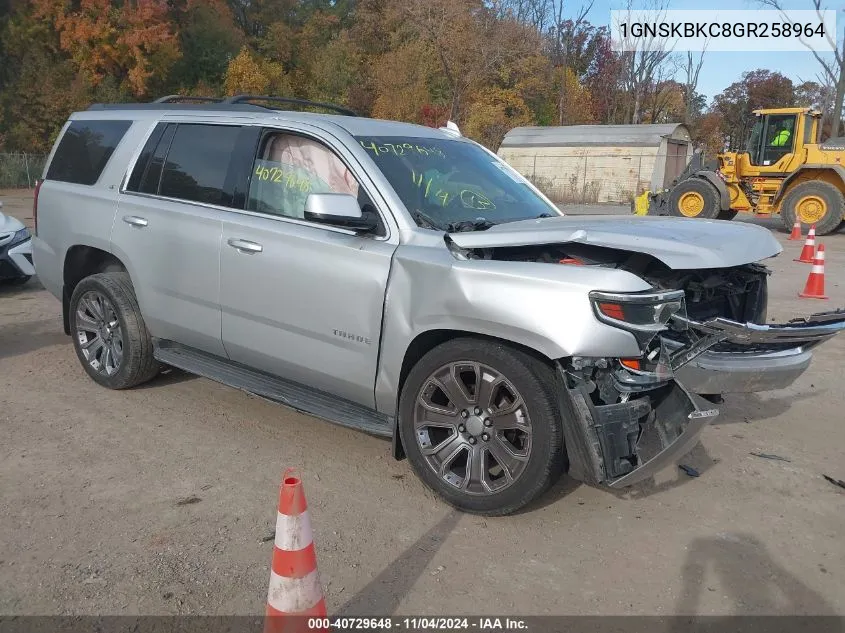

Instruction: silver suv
[32,95,845,515]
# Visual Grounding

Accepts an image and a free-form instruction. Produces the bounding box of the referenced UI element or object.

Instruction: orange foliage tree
[32,0,180,97]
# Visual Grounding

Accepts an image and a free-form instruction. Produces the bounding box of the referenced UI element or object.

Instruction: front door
[218,128,397,408]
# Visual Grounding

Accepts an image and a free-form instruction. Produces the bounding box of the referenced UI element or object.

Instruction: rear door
[112,120,257,357]
[218,126,398,409]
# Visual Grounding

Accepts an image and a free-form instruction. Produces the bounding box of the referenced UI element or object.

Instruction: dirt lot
[2,188,844,617]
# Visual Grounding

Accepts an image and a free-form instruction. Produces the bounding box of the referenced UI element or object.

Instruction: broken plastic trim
[673,311,845,345]
[606,382,718,488]
[555,364,719,488]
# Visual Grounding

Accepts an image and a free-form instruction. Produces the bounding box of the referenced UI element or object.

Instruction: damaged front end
[446,233,845,488]
[558,286,845,489]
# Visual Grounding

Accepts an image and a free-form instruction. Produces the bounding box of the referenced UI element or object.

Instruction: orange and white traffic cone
[794,225,817,263]
[788,220,802,240]
[264,469,328,633]
[799,244,828,300]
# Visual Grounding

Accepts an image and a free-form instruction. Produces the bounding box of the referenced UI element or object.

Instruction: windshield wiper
[411,209,445,231]
[446,217,497,233]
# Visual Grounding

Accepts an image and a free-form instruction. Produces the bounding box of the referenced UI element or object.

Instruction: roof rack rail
[222,95,358,117]
[153,95,225,103]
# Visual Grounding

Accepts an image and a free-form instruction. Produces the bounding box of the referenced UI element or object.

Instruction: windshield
[745,119,763,159]
[353,135,559,231]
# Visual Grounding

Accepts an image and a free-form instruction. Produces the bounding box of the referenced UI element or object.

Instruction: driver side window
[247,133,361,219]
[761,114,796,165]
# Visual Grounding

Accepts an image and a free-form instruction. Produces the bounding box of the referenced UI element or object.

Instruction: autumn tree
[464,87,533,149]
[170,0,243,92]
[693,111,727,157]
[32,0,181,98]
[758,0,844,138]
[546,13,608,124]
[712,69,795,149]
[682,46,707,123]
[223,46,290,95]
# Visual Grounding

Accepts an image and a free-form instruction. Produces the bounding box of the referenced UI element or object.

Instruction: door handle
[227,238,263,253]
[123,215,148,228]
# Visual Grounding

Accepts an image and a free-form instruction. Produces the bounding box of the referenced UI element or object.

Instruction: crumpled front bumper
[560,309,845,489]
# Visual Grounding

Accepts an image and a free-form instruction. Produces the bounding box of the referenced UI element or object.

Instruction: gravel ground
[1,188,844,617]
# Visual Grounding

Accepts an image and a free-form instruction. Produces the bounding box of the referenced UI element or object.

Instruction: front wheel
[398,338,565,516]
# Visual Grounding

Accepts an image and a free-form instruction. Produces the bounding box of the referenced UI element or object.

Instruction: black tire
[69,272,160,389]
[398,338,565,516]
[717,209,738,221]
[780,181,845,236]
[667,178,721,219]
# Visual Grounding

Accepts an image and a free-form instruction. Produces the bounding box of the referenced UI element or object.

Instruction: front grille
[710,341,800,354]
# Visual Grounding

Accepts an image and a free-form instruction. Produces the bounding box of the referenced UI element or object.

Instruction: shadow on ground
[135,366,197,389]
[0,317,67,361]
[715,391,820,425]
[671,532,836,619]
[0,277,44,296]
[336,510,462,616]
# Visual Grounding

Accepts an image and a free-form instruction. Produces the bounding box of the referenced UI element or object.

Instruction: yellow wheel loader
[635,108,845,235]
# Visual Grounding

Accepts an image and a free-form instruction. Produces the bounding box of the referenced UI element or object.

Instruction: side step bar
[153,341,393,438]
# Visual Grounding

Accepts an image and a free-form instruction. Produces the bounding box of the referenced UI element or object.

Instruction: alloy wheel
[75,291,124,376]
[413,361,532,496]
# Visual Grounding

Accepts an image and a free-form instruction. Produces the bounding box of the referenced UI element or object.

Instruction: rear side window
[46,120,132,185]
[126,122,171,193]
[159,124,242,206]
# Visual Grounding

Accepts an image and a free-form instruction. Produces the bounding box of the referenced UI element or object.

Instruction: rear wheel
[781,181,844,236]
[69,272,160,389]
[398,338,565,516]
[667,178,721,219]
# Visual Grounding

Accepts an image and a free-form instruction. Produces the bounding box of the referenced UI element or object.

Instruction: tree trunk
[632,90,641,124]
[833,61,845,139]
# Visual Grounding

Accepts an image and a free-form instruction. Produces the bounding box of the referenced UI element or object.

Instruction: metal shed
[497,123,692,204]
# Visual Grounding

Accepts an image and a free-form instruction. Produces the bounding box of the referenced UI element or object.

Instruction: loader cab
[745,108,818,168]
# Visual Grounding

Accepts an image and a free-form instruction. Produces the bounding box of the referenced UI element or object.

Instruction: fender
[772,164,845,204]
[692,170,731,210]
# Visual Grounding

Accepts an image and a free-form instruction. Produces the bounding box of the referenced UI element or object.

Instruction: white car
[0,199,35,285]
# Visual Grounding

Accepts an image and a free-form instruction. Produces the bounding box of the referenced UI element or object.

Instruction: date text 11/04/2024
[305,617,529,631]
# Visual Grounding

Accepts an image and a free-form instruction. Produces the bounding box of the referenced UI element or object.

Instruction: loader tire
[667,178,721,220]
[781,181,845,236]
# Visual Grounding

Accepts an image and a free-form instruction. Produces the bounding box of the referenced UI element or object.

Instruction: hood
[446,215,782,269]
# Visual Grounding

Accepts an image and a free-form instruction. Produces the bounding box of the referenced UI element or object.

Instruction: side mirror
[303,193,378,233]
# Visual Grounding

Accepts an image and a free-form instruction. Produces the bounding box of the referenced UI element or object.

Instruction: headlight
[589,289,686,333]
[10,228,30,246]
